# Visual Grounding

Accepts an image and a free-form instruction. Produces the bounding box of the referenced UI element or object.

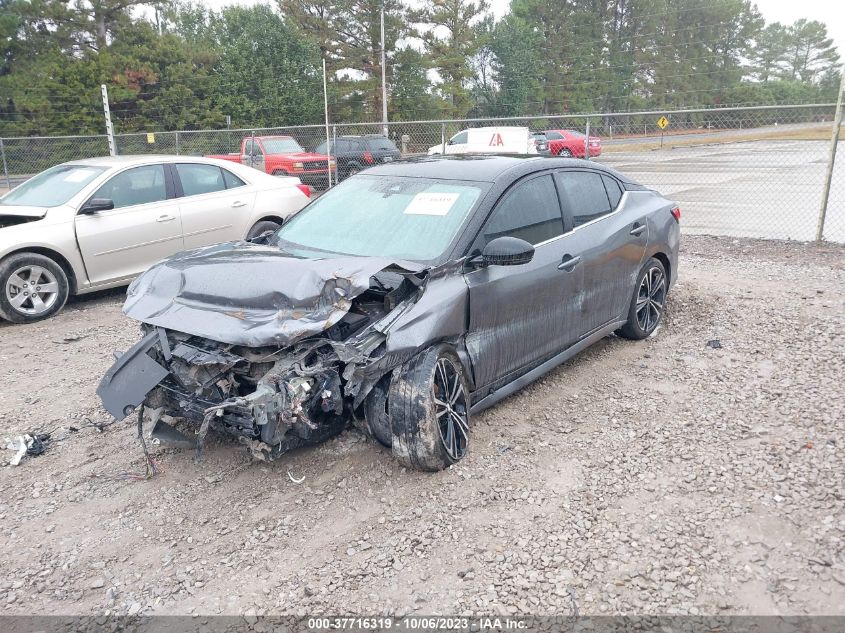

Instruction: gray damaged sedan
[97,155,680,471]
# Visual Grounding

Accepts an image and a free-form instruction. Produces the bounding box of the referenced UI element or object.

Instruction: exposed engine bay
[97,257,434,459]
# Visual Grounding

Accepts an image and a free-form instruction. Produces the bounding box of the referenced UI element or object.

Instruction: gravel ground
[0,235,843,617]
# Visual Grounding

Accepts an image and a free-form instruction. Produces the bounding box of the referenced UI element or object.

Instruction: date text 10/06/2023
[307,617,529,630]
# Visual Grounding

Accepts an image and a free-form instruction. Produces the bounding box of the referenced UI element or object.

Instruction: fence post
[331,125,337,188]
[249,130,255,169]
[585,120,591,160]
[100,84,117,156]
[175,131,180,156]
[0,138,10,190]
[817,64,845,242]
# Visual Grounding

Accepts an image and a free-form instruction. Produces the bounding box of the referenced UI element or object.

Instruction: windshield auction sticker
[404,192,460,216]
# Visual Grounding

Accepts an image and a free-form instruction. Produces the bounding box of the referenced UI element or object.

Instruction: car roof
[65,154,267,174]
[67,155,179,168]
[364,154,629,183]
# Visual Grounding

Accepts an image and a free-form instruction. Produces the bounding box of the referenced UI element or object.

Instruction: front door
[554,170,648,334]
[465,173,582,390]
[75,164,183,285]
[241,138,265,173]
[446,131,468,155]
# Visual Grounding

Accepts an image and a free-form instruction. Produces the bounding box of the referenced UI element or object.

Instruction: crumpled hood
[0,205,49,219]
[123,241,419,347]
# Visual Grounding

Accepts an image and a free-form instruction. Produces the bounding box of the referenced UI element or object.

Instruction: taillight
[363,151,374,164]
[671,206,681,221]
[297,184,312,198]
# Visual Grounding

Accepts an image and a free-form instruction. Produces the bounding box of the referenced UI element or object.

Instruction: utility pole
[381,7,388,137]
[100,84,117,156]
[817,63,845,241]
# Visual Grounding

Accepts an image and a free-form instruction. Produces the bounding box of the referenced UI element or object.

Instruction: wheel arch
[651,251,671,286]
[254,215,284,226]
[1,246,78,294]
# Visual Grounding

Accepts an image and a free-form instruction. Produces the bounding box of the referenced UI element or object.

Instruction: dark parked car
[314,135,401,180]
[98,155,680,472]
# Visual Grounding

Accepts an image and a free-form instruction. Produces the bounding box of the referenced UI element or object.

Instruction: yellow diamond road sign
[657,116,669,130]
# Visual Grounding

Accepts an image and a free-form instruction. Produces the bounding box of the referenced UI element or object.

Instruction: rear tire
[616,257,667,340]
[389,344,470,471]
[558,148,573,157]
[0,252,70,323]
[246,220,281,240]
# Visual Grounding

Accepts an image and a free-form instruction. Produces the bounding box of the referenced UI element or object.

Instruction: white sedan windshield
[2,165,106,207]
[276,175,484,261]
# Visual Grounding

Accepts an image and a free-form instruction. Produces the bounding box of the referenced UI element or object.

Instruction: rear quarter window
[602,175,623,208]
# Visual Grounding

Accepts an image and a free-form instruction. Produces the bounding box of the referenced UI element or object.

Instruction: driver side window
[90,165,167,209]
[478,175,564,247]
[450,131,468,145]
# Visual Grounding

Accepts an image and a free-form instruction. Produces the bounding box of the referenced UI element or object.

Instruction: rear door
[75,163,182,284]
[554,170,647,335]
[465,173,583,390]
[174,162,257,249]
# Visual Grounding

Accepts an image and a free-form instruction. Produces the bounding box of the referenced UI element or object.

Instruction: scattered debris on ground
[0,235,843,616]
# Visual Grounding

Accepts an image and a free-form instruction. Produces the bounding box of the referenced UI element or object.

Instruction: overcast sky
[199,0,845,55]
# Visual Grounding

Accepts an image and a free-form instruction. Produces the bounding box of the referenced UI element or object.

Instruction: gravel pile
[0,235,842,616]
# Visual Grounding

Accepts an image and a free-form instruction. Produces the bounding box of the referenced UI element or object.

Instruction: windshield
[274,175,485,261]
[1,164,106,207]
[262,138,304,153]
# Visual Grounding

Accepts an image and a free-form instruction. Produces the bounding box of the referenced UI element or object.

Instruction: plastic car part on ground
[4,432,50,466]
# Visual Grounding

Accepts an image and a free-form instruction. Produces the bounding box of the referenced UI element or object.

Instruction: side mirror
[473,236,535,268]
[80,198,114,214]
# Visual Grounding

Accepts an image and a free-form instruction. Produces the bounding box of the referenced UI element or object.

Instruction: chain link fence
[1,104,842,242]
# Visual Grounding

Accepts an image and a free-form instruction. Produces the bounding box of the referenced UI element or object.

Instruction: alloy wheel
[432,357,469,461]
[5,265,60,316]
[635,266,666,333]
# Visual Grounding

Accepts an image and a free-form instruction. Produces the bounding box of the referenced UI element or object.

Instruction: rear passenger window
[482,175,563,246]
[176,163,226,196]
[222,169,246,189]
[368,137,398,151]
[556,171,612,227]
[602,175,623,209]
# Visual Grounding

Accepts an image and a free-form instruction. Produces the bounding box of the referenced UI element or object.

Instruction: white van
[427,126,540,156]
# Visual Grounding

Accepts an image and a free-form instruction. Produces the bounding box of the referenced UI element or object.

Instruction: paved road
[597,140,845,243]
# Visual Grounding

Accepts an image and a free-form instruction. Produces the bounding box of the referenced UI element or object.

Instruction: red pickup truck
[207,136,336,188]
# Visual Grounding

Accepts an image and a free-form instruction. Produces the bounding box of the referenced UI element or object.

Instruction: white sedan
[0,155,311,323]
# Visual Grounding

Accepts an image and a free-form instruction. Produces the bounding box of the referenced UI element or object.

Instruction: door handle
[630,223,646,236]
[558,254,581,271]
[156,214,176,223]
[231,201,247,208]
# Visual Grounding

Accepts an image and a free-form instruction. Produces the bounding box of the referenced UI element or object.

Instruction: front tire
[246,220,281,240]
[617,257,667,340]
[389,344,470,471]
[0,252,70,323]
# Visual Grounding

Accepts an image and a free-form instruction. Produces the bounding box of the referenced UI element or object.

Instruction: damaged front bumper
[97,325,386,460]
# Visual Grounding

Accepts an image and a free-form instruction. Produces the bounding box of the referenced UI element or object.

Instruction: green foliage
[413,0,490,118]
[0,0,840,138]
